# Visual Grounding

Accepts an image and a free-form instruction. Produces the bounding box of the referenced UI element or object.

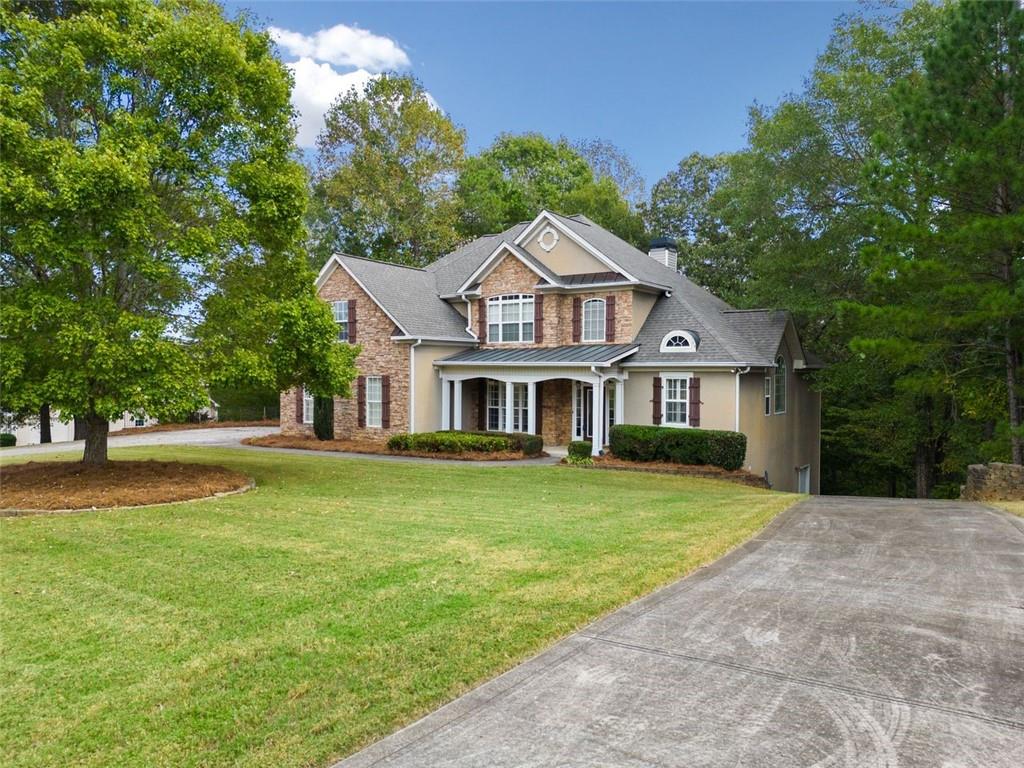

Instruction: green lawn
[1,447,797,768]
[994,501,1024,517]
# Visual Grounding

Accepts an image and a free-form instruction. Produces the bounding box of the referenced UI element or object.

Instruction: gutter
[732,366,750,432]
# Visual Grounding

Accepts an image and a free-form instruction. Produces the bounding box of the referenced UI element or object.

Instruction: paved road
[0,425,278,457]
[338,496,1024,768]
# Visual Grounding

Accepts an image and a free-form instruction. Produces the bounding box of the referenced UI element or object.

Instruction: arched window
[582,298,606,342]
[659,330,698,353]
[774,355,787,414]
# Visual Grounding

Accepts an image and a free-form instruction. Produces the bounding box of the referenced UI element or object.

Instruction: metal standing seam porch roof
[437,344,639,367]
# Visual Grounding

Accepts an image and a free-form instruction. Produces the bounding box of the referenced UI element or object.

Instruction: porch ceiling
[437,343,638,367]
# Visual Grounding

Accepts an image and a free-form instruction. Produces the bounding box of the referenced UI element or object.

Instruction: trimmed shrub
[387,431,511,454]
[568,441,592,460]
[387,430,544,456]
[0,433,15,447]
[461,430,544,457]
[313,396,334,441]
[609,424,746,471]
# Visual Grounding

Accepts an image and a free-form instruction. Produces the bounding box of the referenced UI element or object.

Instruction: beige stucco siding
[622,369,737,432]
[412,344,473,432]
[631,293,659,340]
[520,225,610,275]
[737,340,821,492]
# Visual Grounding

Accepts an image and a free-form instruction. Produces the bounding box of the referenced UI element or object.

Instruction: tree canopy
[311,74,466,267]
[0,0,357,464]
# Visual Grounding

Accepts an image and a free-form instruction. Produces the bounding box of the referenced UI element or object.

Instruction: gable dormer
[514,211,629,279]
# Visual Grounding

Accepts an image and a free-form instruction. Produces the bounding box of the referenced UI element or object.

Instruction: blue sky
[224,1,857,187]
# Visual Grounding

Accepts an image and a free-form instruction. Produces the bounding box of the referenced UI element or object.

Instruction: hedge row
[608,424,746,471]
[0,433,15,447]
[568,441,592,459]
[387,430,543,456]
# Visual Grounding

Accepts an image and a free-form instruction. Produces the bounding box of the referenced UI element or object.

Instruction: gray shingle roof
[321,211,806,363]
[334,255,473,340]
[439,344,638,366]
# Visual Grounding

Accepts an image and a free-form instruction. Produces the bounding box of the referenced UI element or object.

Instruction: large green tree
[311,74,465,267]
[0,0,357,465]
[456,132,646,245]
[855,0,1024,467]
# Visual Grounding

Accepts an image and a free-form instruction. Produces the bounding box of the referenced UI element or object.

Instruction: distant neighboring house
[281,210,821,492]
[5,410,158,447]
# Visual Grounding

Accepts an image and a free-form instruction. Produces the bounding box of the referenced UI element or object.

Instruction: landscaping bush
[387,431,511,454]
[609,424,746,471]
[313,396,334,441]
[568,441,592,460]
[387,430,544,456]
[0,433,15,447]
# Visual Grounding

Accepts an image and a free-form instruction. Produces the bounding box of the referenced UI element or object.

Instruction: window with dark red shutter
[605,295,616,342]
[534,294,544,344]
[295,386,304,423]
[689,377,701,427]
[652,376,663,425]
[381,375,391,429]
[348,300,357,344]
[356,376,366,428]
[572,297,582,343]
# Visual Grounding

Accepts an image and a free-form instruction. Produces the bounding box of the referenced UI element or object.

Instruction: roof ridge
[336,253,426,272]
[722,308,780,314]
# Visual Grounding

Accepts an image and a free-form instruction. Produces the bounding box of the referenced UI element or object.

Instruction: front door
[797,465,811,494]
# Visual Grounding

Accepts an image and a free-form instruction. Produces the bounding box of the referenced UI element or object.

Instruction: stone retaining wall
[961,462,1024,501]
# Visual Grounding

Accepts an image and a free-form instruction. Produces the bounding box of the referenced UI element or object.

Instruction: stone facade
[540,379,573,446]
[280,266,409,440]
[477,253,636,348]
[962,462,1024,501]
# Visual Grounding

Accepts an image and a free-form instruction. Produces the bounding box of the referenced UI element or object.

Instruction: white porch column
[453,379,463,430]
[505,380,514,433]
[591,376,604,456]
[614,378,625,428]
[527,381,537,434]
[441,375,451,431]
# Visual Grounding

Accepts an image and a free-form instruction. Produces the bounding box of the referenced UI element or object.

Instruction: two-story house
[281,210,821,492]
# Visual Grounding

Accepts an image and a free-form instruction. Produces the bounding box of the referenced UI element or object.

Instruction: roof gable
[513,211,637,282]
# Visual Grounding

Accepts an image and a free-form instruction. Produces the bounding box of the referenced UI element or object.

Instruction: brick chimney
[648,237,679,271]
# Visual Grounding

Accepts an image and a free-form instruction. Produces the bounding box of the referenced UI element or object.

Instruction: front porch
[435,345,637,456]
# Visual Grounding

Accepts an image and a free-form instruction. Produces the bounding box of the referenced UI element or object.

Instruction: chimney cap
[649,237,678,251]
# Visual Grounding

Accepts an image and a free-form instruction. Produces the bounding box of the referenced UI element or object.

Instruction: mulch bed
[0,460,252,513]
[243,434,539,462]
[568,454,769,489]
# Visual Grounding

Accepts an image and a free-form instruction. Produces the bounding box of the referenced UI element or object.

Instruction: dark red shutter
[295,386,304,423]
[535,382,544,435]
[478,299,487,342]
[572,297,582,343]
[381,375,391,429]
[689,377,701,428]
[477,379,487,430]
[348,300,357,344]
[356,376,366,428]
[652,376,663,425]
[605,295,616,342]
[534,294,544,344]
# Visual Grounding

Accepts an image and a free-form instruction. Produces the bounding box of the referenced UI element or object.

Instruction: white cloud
[286,57,376,147]
[270,23,410,72]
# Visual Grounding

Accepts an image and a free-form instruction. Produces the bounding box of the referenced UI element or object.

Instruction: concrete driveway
[338,496,1024,768]
[0,425,278,457]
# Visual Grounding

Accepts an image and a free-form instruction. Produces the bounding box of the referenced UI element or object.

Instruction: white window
[487,295,534,343]
[302,387,314,424]
[606,381,616,431]
[663,375,689,426]
[365,376,383,428]
[582,298,606,342]
[764,373,772,416]
[660,330,698,353]
[774,355,787,414]
[486,380,527,432]
[332,300,349,342]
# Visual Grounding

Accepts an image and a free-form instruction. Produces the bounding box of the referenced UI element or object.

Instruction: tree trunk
[914,442,933,499]
[39,403,51,443]
[82,414,109,466]
[1006,334,1022,465]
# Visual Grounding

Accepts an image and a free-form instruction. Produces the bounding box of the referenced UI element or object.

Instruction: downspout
[733,366,750,432]
[462,295,475,340]
[409,339,422,433]
[591,365,605,457]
